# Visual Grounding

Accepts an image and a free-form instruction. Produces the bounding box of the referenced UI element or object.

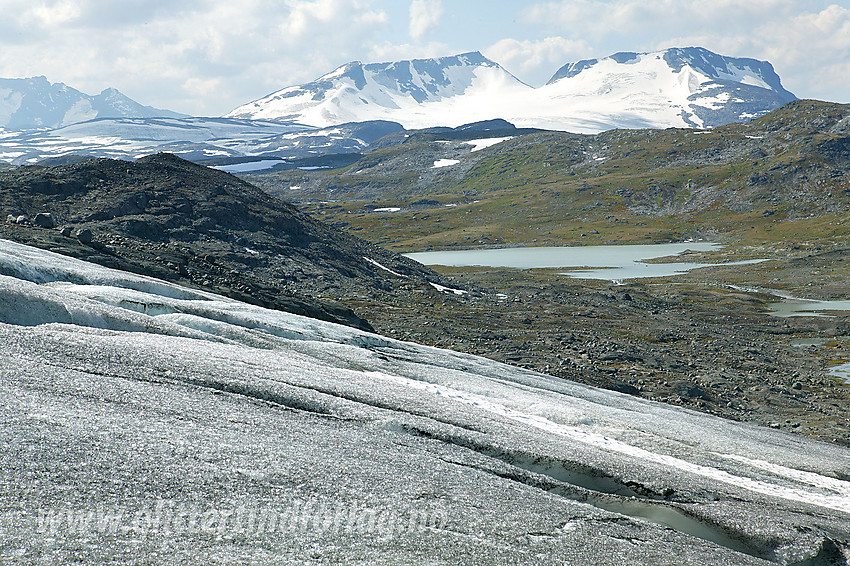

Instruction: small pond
[828,363,850,385]
[767,300,850,318]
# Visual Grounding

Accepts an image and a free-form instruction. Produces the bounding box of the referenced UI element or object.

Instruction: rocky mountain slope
[0,76,185,131]
[235,99,850,445]
[227,48,796,132]
[249,99,850,251]
[0,153,465,328]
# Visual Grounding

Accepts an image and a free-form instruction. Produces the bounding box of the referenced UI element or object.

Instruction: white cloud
[27,0,82,27]
[484,37,589,86]
[0,0,392,115]
[0,0,847,118]
[283,0,387,37]
[409,0,443,41]
[369,40,452,63]
[523,0,800,37]
[753,4,850,101]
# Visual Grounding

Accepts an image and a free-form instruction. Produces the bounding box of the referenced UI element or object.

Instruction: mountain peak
[548,47,793,96]
[541,47,796,128]
[226,51,526,127]
[0,76,186,131]
[226,47,794,132]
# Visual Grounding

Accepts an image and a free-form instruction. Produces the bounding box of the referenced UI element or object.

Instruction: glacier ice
[0,237,848,565]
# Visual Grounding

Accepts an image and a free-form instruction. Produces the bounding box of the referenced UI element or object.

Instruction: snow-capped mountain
[226,52,530,128]
[227,48,796,133]
[542,47,797,130]
[0,76,185,131]
[0,48,798,165]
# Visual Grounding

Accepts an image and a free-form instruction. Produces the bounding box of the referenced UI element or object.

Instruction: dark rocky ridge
[0,154,467,329]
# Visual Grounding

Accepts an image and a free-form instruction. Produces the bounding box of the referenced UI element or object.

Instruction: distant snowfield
[1,238,848,564]
[0,117,312,165]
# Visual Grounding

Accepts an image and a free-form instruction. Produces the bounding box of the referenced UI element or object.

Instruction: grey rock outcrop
[33,212,56,228]
[75,228,93,244]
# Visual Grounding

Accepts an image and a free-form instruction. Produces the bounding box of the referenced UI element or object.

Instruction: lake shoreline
[406,242,775,282]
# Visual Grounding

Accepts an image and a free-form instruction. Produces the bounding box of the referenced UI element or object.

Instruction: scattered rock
[59,226,74,237]
[15,215,29,225]
[33,213,56,228]
[599,351,641,363]
[75,228,93,244]
[673,382,712,401]
[610,382,640,395]
[6,214,16,224]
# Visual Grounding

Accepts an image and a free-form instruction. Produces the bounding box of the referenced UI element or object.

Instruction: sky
[0,0,848,116]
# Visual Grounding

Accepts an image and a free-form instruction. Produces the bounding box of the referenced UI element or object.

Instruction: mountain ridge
[250,99,850,251]
[0,153,467,328]
[228,47,797,132]
[0,75,186,131]
[0,46,801,166]
[226,51,526,126]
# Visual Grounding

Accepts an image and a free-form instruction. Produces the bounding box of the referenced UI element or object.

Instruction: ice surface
[1,238,848,564]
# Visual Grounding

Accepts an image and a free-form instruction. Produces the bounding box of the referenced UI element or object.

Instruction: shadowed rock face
[0,153,465,329]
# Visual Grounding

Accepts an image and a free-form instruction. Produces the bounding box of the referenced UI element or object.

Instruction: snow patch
[465,137,514,152]
[429,282,467,295]
[364,257,405,277]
